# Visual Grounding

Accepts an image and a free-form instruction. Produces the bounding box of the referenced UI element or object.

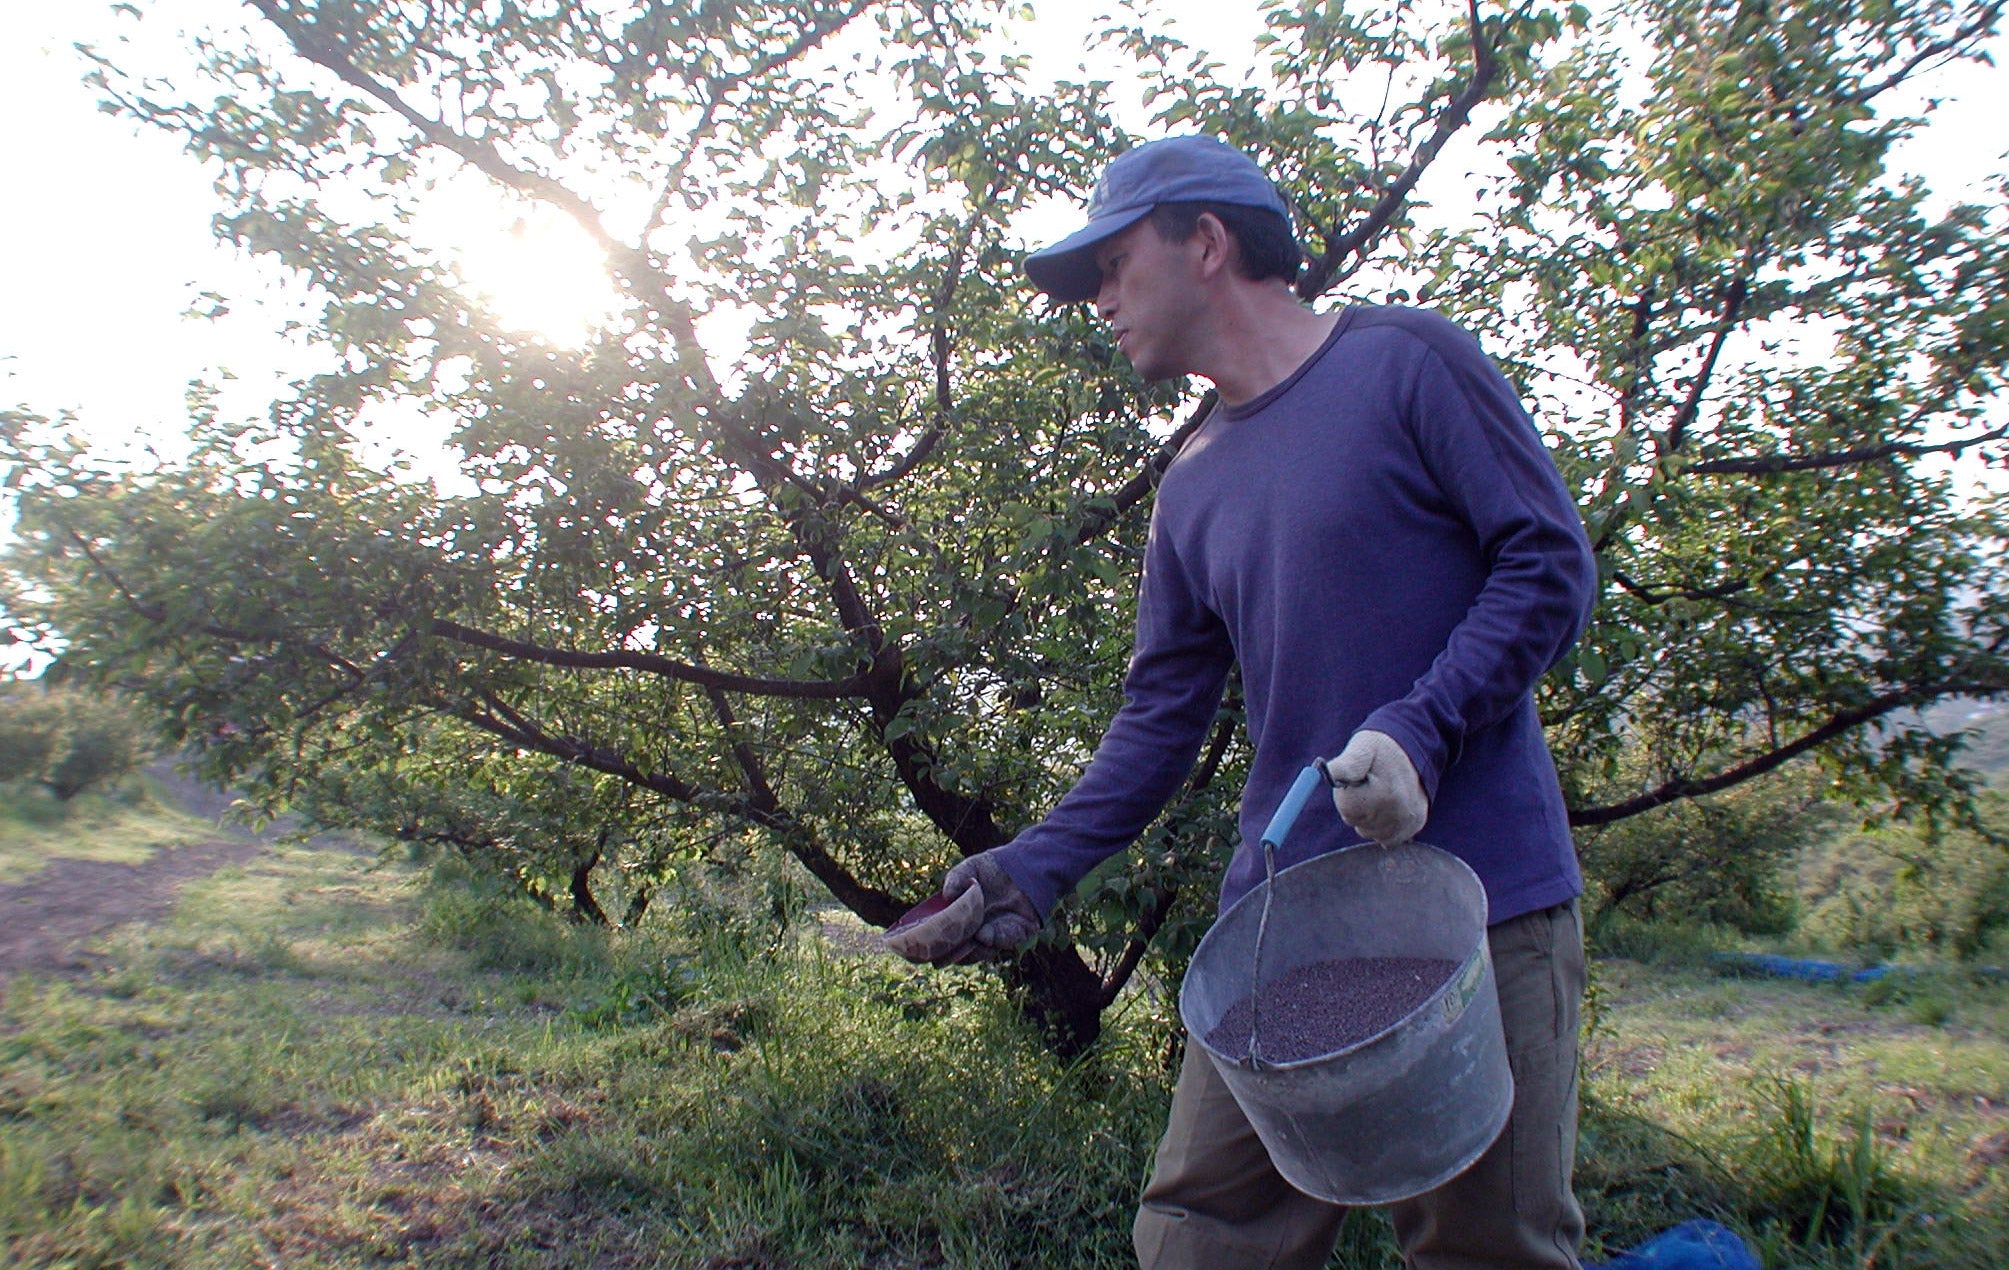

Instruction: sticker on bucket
[1442,949,1485,1024]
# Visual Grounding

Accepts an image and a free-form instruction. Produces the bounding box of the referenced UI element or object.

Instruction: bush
[0,686,151,800]
[1797,795,2009,961]
[0,695,58,780]
[1577,762,1846,938]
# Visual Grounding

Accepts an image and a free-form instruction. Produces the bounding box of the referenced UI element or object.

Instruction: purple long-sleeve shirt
[993,305,1598,924]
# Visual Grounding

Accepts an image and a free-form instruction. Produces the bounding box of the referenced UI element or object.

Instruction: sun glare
[451,206,621,346]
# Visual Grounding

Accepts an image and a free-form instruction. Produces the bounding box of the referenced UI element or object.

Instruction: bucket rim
[1181,840,1491,1071]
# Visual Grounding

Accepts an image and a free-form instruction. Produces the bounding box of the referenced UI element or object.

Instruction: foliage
[294,724,719,926]
[0,685,151,801]
[3,0,2007,1051]
[1797,789,2009,960]
[1577,753,1849,935]
[1448,1,2009,831]
[0,687,58,780]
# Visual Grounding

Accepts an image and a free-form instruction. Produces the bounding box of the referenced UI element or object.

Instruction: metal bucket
[1179,836,1511,1205]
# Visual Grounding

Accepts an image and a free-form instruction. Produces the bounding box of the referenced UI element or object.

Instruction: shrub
[1797,795,2009,961]
[0,686,151,799]
[1577,762,1845,938]
[0,694,58,780]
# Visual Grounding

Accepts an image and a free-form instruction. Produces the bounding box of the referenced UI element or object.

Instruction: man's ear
[1192,211,1236,279]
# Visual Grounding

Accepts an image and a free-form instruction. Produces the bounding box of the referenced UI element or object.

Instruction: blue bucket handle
[1261,761,1331,851]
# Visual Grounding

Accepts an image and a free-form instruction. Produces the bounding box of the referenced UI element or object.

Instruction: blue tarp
[1712,952,2009,984]
[1590,1219,1761,1270]
[1711,951,1886,982]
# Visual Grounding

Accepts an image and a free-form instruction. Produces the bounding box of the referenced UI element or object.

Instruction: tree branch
[1663,275,1748,455]
[1687,420,2009,475]
[1617,279,1657,436]
[1609,570,1751,606]
[705,684,905,924]
[644,1,875,244]
[430,617,872,699]
[1847,3,2004,104]
[855,205,981,495]
[1072,390,1219,547]
[707,683,777,806]
[1098,704,1242,1007]
[462,690,697,801]
[68,529,370,688]
[248,0,608,244]
[1569,679,2006,826]
[1297,0,1500,299]
[245,0,724,402]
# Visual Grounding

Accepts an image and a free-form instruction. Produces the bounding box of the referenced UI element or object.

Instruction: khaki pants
[1134,900,1587,1270]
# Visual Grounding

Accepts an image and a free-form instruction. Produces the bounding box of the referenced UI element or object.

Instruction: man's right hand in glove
[883,852,1042,966]
[1324,728,1429,845]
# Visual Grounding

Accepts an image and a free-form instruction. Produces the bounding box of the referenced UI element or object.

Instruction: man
[887,134,1598,1270]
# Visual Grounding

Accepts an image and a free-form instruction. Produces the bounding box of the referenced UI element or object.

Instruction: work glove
[882,852,1042,966]
[1324,729,1428,845]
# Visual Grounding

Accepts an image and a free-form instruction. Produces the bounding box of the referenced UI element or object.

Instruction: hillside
[1923,698,2009,783]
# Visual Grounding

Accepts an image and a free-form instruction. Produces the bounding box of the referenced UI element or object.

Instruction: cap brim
[1023,206,1152,304]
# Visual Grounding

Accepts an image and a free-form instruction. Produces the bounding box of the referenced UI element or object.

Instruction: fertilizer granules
[1204,955,1459,1063]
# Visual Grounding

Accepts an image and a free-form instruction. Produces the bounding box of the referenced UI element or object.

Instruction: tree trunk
[1004,942,1108,1058]
[569,861,609,925]
[623,882,653,927]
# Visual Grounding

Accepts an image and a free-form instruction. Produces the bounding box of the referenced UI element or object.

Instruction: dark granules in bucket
[1205,956,1459,1062]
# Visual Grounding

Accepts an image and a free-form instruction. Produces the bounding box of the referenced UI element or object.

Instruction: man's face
[1092,217,1207,383]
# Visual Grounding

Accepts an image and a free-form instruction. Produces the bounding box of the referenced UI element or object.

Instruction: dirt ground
[0,769,272,993]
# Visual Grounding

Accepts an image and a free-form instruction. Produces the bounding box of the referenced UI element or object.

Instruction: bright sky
[0,3,2003,462]
[0,0,1259,461]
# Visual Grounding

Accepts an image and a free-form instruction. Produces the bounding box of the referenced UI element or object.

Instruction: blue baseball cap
[1024,134,1290,304]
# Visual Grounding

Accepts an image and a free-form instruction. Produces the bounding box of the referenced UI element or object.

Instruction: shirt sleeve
[990,507,1235,917]
[1360,327,1597,800]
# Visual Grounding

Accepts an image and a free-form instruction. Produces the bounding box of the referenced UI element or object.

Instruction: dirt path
[0,838,271,986]
[0,766,274,993]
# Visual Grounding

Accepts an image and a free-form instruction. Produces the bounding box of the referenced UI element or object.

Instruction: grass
[1579,955,2009,1267]
[0,840,1179,1268]
[3,816,2006,1267]
[0,777,213,883]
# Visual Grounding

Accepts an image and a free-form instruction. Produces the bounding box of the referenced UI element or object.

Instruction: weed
[1906,994,1955,1027]
[568,954,701,1028]
[1746,1076,1900,1243]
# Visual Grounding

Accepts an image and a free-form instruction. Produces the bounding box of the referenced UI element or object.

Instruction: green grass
[0,777,214,883]
[4,813,2007,1268]
[1580,957,2009,1267]
[0,840,1180,1268]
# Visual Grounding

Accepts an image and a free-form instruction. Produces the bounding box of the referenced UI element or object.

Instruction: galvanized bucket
[1178,767,1512,1205]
